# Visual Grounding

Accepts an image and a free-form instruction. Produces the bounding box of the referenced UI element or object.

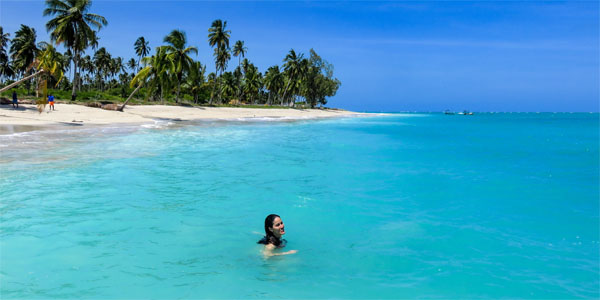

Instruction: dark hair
[257,214,281,246]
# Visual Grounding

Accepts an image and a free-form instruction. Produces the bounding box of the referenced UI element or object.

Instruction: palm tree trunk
[34,72,39,98]
[237,58,242,100]
[118,83,143,111]
[209,80,215,105]
[216,74,222,105]
[176,74,181,103]
[0,69,45,93]
[209,65,217,105]
[71,50,79,101]
[280,75,293,106]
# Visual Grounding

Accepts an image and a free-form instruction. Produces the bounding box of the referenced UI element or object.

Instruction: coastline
[0,104,373,129]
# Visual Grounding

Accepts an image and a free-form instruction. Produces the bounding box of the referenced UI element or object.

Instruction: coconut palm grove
[0,0,341,109]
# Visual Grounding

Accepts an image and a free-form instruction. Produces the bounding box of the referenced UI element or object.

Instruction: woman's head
[264,214,285,239]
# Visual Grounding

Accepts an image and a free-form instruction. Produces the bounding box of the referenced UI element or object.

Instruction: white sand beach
[0,104,369,127]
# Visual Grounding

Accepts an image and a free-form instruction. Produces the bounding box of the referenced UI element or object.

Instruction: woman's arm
[262,244,298,257]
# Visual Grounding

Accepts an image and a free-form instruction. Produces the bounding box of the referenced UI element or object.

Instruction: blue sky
[1,0,598,112]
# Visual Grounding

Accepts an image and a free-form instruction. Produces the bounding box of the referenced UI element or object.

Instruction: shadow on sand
[0,104,40,112]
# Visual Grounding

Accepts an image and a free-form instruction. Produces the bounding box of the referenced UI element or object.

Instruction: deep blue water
[1,113,598,298]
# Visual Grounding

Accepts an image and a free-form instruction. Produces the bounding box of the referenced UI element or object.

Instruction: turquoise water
[1,113,598,298]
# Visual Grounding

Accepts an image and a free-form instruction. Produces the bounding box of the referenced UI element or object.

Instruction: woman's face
[270,217,285,238]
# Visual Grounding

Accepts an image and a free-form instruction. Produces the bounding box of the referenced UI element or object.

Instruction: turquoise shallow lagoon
[1,113,598,298]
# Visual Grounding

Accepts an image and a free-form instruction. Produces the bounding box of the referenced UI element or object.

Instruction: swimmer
[257,214,297,257]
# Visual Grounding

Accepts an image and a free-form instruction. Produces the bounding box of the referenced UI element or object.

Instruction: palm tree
[233,66,243,100]
[44,0,108,101]
[232,40,247,69]
[120,46,169,111]
[0,27,13,82]
[0,43,64,94]
[162,29,197,103]
[0,55,14,81]
[244,64,262,104]
[220,71,236,102]
[232,40,247,100]
[10,25,39,76]
[93,47,110,90]
[79,54,92,89]
[183,60,205,103]
[207,19,230,104]
[127,58,136,73]
[206,72,216,101]
[109,56,124,88]
[281,49,303,106]
[134,36,150,71]
[214,44,231,104]
[61,49,72,78]
[264,65,282,106]
[0,26,10,57]
[36,43,66,103]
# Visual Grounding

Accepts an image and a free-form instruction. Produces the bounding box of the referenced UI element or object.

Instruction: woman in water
[258,214,298,256]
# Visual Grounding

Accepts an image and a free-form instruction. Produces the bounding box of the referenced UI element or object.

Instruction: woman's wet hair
[257,214,282,246]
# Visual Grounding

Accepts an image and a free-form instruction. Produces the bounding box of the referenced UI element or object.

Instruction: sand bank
[0,104,371,127]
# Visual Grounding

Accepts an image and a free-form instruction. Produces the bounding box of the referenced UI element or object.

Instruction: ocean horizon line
[360,110,600,114]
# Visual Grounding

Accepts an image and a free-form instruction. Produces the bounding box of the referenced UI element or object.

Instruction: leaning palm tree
[162,29,197,103]
[119,46,169,111]
[207,19,230,104]
[44,0,108,101]
[0,44,64,94]
[134,36,150,71]
[35,43,66,110]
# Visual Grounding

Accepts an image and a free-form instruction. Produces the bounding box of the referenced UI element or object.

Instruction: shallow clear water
[1,113,598,298]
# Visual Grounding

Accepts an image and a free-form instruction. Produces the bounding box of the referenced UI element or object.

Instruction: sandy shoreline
[0,104,372,128]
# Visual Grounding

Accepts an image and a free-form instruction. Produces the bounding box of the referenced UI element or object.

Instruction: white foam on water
[141,120,175,129]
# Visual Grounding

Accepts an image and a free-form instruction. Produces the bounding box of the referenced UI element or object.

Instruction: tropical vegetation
[0,0,341,109]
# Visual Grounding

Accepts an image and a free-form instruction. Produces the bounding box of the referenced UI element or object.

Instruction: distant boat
[444,109,455,115]
[461,110,474,115]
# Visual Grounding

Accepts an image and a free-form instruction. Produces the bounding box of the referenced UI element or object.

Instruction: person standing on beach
[12,91,18,109]
[48,94,55,111]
